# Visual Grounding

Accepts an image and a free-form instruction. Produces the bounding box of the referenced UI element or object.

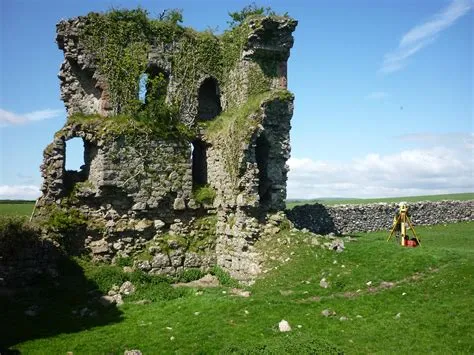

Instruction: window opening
[191,140,208,188]
[65,137,85,171]
[138,73,148,103]
[197,78,222,121]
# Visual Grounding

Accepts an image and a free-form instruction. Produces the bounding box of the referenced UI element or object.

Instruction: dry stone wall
[286,200,474,235]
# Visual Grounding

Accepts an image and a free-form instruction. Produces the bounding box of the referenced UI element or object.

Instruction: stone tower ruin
[36,9,297,281]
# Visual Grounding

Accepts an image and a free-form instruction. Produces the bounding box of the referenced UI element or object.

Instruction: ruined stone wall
[37,122,218,273]
[39,123,194,213]
[286,200,474,235]
[56,18,109,116]
[207,97,294,279]
[38,10,297,281]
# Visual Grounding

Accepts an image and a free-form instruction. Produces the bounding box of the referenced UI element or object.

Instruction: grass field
[0,192,472,216]
[3,221,473,354]
[0,201,35,216]
[286,192,474,209]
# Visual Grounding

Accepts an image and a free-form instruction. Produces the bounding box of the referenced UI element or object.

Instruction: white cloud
[0,108,64,126]
[0,109,27,125]
[0,185,41,200]
[287,133,473,199]
[380,0,473,74]
[366,91,389,100]
[24,109,64,121]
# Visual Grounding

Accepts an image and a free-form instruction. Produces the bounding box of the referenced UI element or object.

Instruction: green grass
[286,192,474,209]
[4,221,473,354]
[0,201,35,216]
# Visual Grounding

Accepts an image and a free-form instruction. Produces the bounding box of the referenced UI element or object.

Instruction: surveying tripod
[387,204,421,246]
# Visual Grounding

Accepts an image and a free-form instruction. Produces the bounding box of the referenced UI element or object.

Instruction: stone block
[151,254,170,268]
[173,197,186,210]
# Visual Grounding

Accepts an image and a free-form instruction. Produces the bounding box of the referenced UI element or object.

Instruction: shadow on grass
[0,256,123,352]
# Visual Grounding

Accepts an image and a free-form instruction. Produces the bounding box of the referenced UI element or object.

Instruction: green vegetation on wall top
[79,5,293,125]
[62,112,194,142]
[227,2,289,28]
[204,90,293,187]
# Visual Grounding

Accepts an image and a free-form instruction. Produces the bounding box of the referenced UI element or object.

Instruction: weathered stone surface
[151,254,170,268]
[278,319,292,332]
[134,219,153,232]
[136,260,151,272]
[231,288,251,297]
[173,197,186,210]
[119,281,136,295]
[124,350,142,355]
[89,239,109,254]
[99,294,123,306]
[321,309,336,317]
[154,219,166,230]
[329,239,345,253]
[319,278,329,289]
[173,274,219,288]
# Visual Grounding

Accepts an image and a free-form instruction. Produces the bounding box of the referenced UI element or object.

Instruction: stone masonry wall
[37,11,298,281]
[37,122,218,274]
[286,200,474,235]
[207,96,294,280]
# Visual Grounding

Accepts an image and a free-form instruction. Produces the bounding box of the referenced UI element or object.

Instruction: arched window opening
[197,78,222,121]
[191,140,208,188]
[256,134,272,206]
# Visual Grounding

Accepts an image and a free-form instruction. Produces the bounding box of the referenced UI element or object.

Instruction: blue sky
[1,0,473,199]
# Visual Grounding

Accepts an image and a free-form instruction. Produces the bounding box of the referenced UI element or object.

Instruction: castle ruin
[36,9,297,281]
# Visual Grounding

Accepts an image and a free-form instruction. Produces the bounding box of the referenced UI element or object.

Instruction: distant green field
[1,193,473,216]
[0,201,35,216]
[286,192,474,209]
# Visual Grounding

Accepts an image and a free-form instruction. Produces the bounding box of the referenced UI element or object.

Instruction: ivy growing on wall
[82,9,152,115]
[78,6,294,183]
[80,6,290,121]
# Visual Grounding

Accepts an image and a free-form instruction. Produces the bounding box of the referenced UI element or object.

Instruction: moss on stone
[61,113,194,142]
[203,89,293,186]
[135,248,153,262]
[42,205,87,232]
[193,185,216,205]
